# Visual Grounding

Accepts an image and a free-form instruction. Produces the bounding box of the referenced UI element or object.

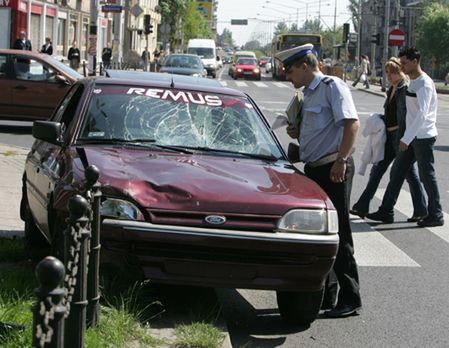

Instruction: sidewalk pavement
[0,143,232,348]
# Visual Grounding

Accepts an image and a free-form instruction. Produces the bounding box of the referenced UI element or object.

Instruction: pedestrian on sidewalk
[352,55,370,89]
[367,47,444,227]
[12,31,32,51]
[277,43,362,318]
[102,43,112,70]
[68,41,80,71]
[40,37,53,55]
[351,57,427,221]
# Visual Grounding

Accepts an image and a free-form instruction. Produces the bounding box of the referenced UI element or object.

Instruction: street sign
[130,4,143,18]
[101,5,123,13]
[231,19,248,25]
[389,29,405,46]
[349,33,358,43]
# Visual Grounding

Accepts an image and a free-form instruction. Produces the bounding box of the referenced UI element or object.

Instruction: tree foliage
[416,2,449,67]
[158,0,213,51]
[274,22,289,36]
[244,40,261,50]
[216,28,234,47]
[300,19,322,33]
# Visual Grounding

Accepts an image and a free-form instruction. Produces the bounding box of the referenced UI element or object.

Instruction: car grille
[147,209,279,231]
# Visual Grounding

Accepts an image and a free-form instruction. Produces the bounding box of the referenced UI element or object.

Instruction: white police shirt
[299,73,358,163]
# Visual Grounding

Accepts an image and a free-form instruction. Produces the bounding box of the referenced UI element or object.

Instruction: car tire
[276,289,324,325]
[24,204,48,247]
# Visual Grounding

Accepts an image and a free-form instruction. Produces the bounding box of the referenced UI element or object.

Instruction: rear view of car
[159,54,207,77]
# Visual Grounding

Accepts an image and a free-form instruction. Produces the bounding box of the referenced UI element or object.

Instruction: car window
[237,58,257,65]
[13,57,57,83]
[52,84,85,137]
[0,55,7,78]
[78,85,283,158]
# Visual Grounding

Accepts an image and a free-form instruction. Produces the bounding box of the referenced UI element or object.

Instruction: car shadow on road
[0,124,32,135]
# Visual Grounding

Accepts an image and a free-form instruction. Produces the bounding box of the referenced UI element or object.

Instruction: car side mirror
[32,121,62,145]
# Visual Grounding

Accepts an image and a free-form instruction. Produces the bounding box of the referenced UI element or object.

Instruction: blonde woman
[352,57,427,222]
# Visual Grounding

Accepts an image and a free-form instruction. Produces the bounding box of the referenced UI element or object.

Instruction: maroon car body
[21,74,338,324]
[0,49,81,121]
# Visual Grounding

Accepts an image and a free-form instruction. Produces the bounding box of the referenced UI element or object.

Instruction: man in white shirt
[367,47,443,227]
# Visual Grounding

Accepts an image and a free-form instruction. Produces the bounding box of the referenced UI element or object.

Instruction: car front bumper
[101,219,339,291]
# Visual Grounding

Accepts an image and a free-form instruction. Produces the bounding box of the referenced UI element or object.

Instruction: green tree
[290,23,299,32]
[300,19,322,33]
[416,2,449,73]
[274,22,289,36]
[244,40,261,50]
[182,1,213,43]
[217,28,234,47]
[321,26,343,59]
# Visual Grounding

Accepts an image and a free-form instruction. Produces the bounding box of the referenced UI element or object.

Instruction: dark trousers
[379,137,442,219]
[305,157,362,307]
[353,129,427,216]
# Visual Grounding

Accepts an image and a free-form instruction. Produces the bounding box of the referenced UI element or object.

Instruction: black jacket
[68,47,81,61]
[13,39,32,51]
[41,44,53,55]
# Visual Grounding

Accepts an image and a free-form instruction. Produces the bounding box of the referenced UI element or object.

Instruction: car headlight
[277,209,338,234]
[253,68,260,73]
[237,68,242,72]
[191,73,201,77]
[100,198,144,221]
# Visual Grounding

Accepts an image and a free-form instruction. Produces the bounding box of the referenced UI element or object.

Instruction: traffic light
[371,33,380,45]
[343,23,350,42]
[144,15,153,35]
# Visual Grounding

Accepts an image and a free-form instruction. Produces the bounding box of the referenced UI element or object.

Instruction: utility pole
[332,0,337,48]
[88,0,99,75]
[356,0,362,67]
[113,0,123,65]
[382,0,391,91]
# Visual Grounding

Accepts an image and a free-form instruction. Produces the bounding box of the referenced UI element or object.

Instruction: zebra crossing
[351,187,449,268]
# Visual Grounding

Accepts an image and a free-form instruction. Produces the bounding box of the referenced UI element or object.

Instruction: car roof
[94,75,246,97]
[106,70,224,87]
[166,54,201,58]
[0,48,54,60]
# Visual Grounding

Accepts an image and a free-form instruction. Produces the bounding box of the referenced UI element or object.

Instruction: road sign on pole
[389,29,405,46]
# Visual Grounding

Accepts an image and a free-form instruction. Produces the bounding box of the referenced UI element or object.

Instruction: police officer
[276,44,362,318]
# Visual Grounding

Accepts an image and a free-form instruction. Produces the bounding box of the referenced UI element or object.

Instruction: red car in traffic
[232,57,261,80]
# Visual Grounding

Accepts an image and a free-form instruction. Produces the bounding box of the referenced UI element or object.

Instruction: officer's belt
[307,152,339,168]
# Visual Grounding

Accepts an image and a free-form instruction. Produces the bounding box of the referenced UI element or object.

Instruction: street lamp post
[382,0,391,91]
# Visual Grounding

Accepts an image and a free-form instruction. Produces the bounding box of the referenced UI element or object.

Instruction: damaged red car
[21,74,339,325]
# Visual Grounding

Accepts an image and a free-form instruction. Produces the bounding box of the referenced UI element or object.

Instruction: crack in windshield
[79,87,283,159]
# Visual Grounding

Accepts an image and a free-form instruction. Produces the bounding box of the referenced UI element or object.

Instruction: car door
[0,53,14,119]
[11,54,71,121]
[26,84,85,238]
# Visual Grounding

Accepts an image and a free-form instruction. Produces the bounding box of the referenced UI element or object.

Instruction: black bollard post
[84,165,101,327]
[64,195,90,348]
[99,62,103,76]
[32,256,66,348]
[82,61,87,77]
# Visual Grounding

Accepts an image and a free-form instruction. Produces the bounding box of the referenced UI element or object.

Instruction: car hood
[80,147,331,214]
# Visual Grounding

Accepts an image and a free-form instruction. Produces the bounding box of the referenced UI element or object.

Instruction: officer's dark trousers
[305,157,362,308]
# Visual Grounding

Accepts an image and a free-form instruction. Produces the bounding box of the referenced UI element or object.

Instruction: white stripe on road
[273,82,290,88]
[235,81,248,87]
[253,82,268,88]
[352,219,420,267]
[376,188,449,244]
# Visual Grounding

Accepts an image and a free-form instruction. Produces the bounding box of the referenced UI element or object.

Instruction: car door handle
[14,85,27,90]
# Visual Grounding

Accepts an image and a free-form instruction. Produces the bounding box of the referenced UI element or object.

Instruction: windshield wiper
[77,138,193,153]
[181,146,278,161]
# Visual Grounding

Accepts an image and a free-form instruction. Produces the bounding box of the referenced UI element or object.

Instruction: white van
[187,39,218,78]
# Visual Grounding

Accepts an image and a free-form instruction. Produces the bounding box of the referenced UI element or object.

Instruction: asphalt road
[2,67,449,347]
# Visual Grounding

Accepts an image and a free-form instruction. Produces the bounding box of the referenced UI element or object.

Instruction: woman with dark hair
[40,37,53,55]
[351,57,427,221]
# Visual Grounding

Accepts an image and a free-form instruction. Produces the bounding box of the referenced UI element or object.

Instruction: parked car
[232,57,261,80]
[159,54,207,77]
[222,55,232,64]
[21,76,338,325]
[258,56,270,67]
[0,49,82,121]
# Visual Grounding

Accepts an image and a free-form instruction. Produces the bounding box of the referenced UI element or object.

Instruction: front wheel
[276,289,324,325]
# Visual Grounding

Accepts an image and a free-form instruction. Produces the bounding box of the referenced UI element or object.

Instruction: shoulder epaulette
[321,76,333,85]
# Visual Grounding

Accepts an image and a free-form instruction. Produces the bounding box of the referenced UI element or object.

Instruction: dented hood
[81,146,331,215]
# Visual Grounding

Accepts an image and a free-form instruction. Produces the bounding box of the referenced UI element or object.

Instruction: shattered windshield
[78,85,283,158]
